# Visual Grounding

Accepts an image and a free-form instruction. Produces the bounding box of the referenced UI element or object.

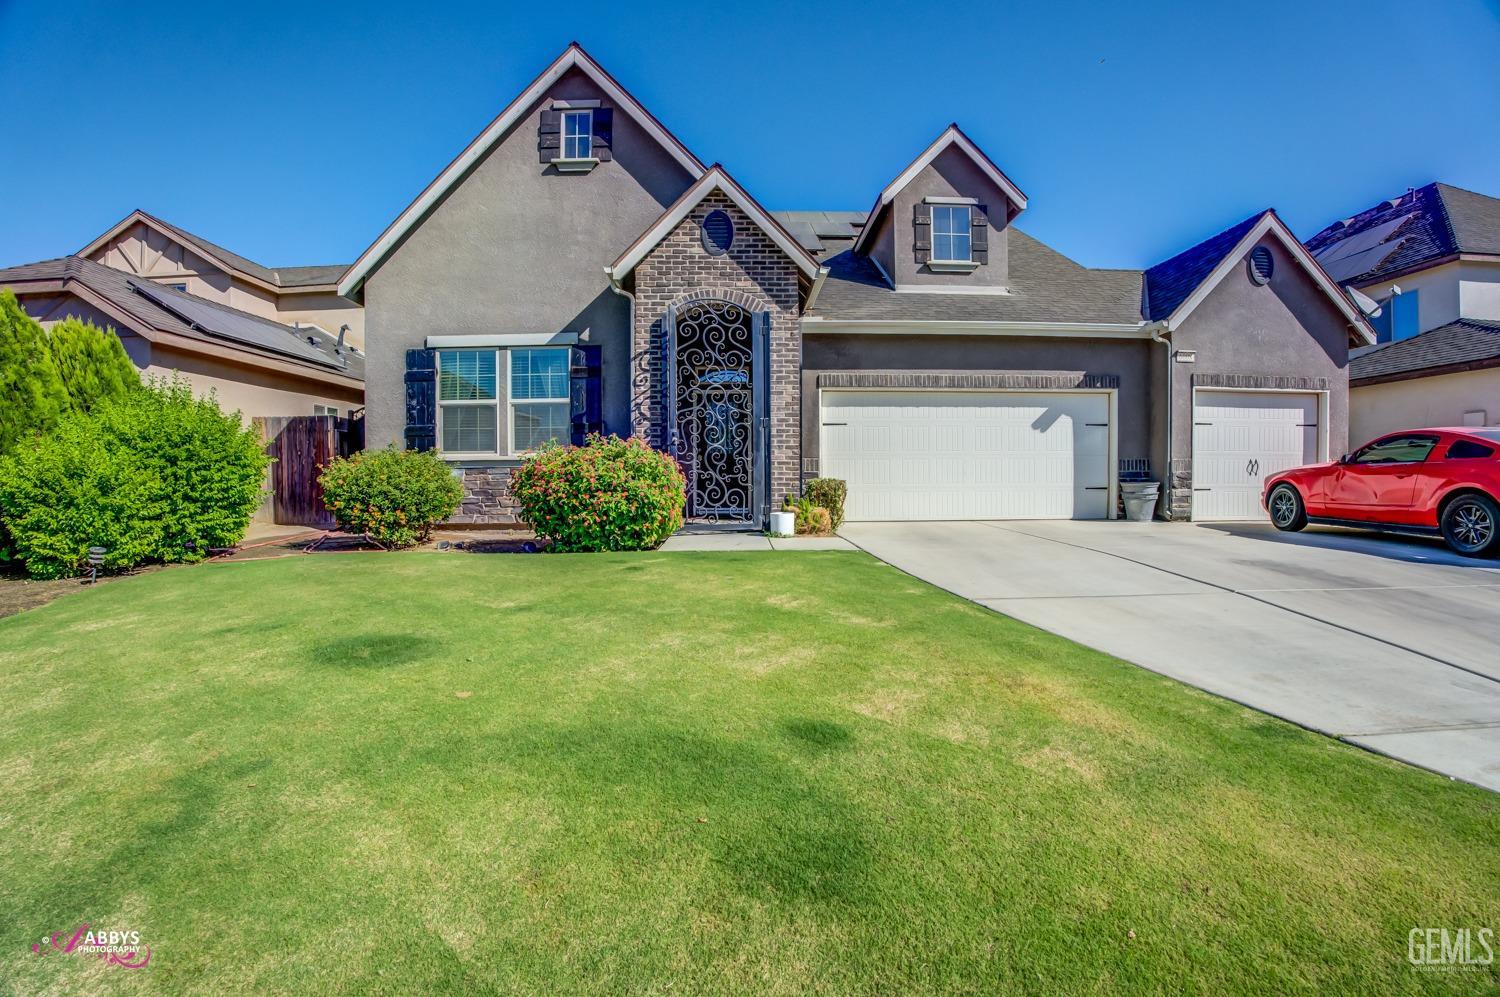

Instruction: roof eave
[1351,353,1500,387]
[607,165,823,285]
[1162,212,1377,347]
[339,42,707,302]
[852,124,1029,257]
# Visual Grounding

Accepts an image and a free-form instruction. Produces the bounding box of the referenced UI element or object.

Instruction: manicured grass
[1,551,1496,994]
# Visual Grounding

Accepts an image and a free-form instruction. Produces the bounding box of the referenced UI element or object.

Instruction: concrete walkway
[660,533,856,551]
[842,520,1500,792]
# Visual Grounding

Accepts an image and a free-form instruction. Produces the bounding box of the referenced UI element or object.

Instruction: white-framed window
[931,205,972,262]
[561,109,592,160]
[509,347,570,453]
[436,347,570,457]
[438,349,499,456]
[313,404,340,417]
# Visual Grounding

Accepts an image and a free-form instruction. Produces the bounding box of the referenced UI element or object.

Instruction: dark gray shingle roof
[1304,183,1500,287]
[809,228,1145,325]
[0,255,362,379]
[1142,211,1267,322]
[1348,318,1500,383]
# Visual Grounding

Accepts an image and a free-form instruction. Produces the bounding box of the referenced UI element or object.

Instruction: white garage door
[820,390,1111,522]
[1192,391,1319,521]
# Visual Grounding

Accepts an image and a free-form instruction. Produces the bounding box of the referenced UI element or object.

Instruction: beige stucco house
[1306,183,1500,444]
[81,209,365,351]
[0,255,363,422]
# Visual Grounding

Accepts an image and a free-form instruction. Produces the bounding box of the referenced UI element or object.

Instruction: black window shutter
[592,108,613,162]
[538,109,561,163]
[971,205,989,265]
[913,202,932,264]
[404,348,437,452]
[569,344,603,445]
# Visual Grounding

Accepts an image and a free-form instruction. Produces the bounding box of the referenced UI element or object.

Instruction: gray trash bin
[1120,481,1160,522]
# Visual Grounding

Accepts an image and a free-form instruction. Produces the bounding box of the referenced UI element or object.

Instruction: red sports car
[1262,427,1500,557]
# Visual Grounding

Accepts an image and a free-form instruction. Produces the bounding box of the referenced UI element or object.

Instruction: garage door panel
[821,390,1111,522]
[1193,392,1318,521]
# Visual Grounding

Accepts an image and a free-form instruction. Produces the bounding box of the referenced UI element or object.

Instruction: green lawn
[1,551,1496,994]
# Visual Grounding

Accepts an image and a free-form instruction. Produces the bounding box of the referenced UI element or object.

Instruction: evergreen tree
[0,289,69,454]
[47,316,141,414]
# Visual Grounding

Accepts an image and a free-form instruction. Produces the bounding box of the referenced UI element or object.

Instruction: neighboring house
[80,209,365,351]
[1305,183,1500,443]
[339,43,1373,526]
[0,255,364,420]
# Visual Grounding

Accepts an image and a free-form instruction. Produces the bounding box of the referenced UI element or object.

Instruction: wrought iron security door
[663,301,767,527]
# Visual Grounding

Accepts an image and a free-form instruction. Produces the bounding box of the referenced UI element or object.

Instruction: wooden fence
[252,413,364,527]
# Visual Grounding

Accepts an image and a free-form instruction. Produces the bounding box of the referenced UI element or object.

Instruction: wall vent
[1248,246,1274,285]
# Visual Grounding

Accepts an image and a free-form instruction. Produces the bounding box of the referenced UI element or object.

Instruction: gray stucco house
[339,43,1375,527]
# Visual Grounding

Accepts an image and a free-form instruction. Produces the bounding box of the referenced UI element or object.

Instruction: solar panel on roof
[1313,214,1413,265]
[132,282,342,369]
[1319,242,1404,283]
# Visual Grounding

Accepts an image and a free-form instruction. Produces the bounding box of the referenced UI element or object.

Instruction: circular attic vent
[701,209,734,256]
[1248,246,1274,285]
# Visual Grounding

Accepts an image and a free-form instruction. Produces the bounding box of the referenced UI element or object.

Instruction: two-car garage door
[819,390,1111,522]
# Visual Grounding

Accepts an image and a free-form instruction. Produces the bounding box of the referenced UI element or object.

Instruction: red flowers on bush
[509,435,685,552]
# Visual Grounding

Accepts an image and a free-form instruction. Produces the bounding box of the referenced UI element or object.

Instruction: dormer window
[561,109,592,160]
[932,205,972,263]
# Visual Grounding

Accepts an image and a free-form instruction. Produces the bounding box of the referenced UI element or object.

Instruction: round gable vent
[701,209,734,256]
[1248,246,1274,285]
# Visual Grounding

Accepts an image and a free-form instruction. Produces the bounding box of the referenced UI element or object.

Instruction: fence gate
[253,413,364,527]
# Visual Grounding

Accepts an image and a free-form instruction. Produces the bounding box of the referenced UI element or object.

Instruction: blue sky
[2,0,1498,272]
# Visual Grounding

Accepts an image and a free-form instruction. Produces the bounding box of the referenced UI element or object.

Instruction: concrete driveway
[841,520,1500,791]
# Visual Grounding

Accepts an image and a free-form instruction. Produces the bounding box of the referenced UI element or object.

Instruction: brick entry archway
[628,193,804,519]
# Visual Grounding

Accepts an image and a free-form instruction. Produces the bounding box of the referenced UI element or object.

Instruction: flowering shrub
[510,435,685,552]
[319,446,464,548]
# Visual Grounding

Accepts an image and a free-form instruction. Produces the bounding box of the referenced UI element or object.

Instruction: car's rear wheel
[1268,483,1307,532]
[1441,493,1500,557]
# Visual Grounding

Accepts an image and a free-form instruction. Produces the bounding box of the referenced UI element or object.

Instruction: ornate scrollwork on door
[674,301,754,522]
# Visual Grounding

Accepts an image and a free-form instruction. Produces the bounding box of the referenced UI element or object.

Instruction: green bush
[0,377,269,579]
[803,477,847,530]
[781,495,833,536]
[319,446,464,548]
[47,316,140,414]
[0,289,69,456]
[510,435,685,552]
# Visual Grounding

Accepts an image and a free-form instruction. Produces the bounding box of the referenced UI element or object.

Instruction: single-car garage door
[820,390,1112,521]
[1192,391,1319,521]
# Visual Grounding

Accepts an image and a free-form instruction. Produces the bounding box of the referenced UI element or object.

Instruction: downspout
[1147,319,1172,519]
[604,266,636,435]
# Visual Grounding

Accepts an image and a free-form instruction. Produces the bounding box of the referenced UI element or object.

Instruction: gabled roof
[1143,211,1265,321]
[606,165,825,286]
[1305,182,1500,286]
[1349,318,1500,384]
[79,210,346,292]
[1144,210,1376,345]
[0,255,362,382]
[852,125,1028,256]
[339,43,707,302]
